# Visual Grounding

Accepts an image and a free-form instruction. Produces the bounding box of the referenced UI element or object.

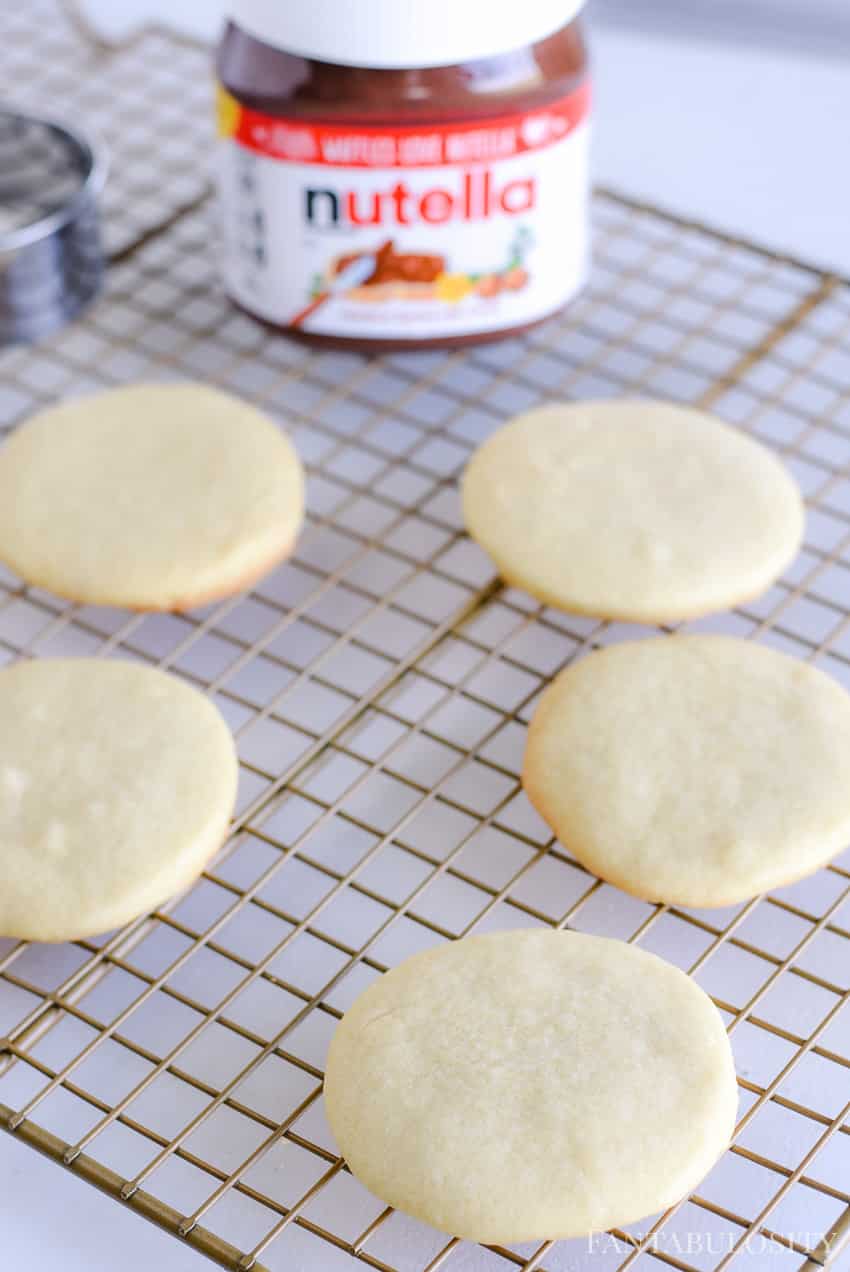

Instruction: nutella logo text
[305,169,537,230]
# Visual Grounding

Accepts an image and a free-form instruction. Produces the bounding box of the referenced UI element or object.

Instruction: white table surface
[591,8,850,276]
[3,7,850,1271]
[2,1132,212,1269]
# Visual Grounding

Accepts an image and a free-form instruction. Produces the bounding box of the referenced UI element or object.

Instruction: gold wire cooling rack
[1,6,849,1271]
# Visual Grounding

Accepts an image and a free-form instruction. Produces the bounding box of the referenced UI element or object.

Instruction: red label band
[232,82,591,168]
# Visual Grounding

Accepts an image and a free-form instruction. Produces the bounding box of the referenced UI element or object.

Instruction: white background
[591,0,850,275]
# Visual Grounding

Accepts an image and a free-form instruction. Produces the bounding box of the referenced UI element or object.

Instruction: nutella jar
[217,0,590,351]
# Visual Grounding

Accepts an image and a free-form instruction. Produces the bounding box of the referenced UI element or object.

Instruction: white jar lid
[225,0,586,70]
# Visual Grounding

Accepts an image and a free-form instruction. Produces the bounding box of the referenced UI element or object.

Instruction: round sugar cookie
[0,658,238,942]
[524,636,850,908]
[0,383,305,611]
[461,399,804,623]
[324,930,737,1243]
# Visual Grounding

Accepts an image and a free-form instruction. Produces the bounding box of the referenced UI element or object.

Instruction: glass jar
[217,0,590,351]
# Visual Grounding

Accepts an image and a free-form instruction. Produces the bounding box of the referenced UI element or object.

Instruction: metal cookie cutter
[0,109,106,345]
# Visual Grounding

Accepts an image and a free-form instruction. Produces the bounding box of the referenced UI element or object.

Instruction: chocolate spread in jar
[217,1,590,352]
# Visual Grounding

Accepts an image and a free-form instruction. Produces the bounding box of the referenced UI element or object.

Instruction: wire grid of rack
[1,6,849,1272]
